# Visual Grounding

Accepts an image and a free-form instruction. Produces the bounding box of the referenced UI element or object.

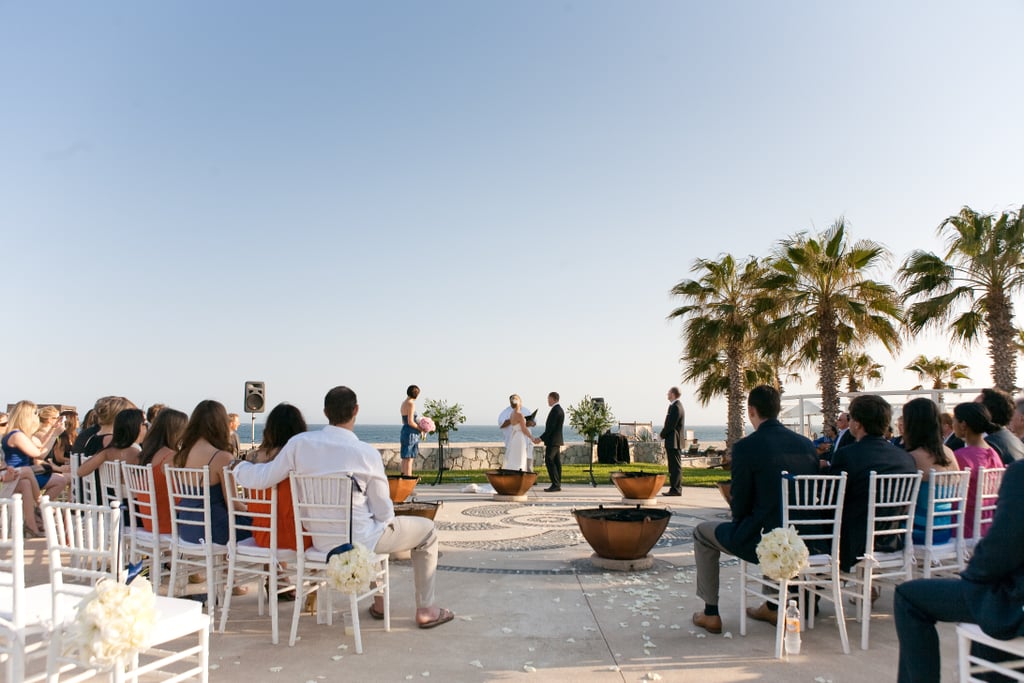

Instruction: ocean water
[236,423,732,446]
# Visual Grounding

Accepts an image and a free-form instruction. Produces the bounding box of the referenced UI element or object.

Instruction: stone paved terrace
[20,484,960,682]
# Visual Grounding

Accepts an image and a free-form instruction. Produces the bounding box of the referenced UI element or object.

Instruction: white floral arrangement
[755,526,810,581]
[67,576,157,668]
[326,542,375,594]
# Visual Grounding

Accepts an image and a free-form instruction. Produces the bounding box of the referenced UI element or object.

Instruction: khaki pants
[373,516,438,608]
[693,521,735,605]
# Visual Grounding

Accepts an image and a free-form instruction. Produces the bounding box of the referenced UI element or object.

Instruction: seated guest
[232,385,454,629]
[48,410,78,467]
[894,459,1024,683]
[173,400,250,546]
[32,406,62,449]
[828,394,917,572]
[74,396,137,456]
[227,412,242,457]
[940,411,965,452]
[901,398,959,545]
[976,388,1024,464]
[814,425,837,454]
[1010,397,1024,441]
[890,416,906,449]
[77,408,147,475]
[247,403,311,551]
[691,385,818,633]
[137,408,189,535]
[2,400,70,500]
[0,459,45,537]
[952,402,1005,540]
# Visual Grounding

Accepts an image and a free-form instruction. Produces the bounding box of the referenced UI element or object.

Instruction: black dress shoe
[663,490,682,497]
[544,486,561,492]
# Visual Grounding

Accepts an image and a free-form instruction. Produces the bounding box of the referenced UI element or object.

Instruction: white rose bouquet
[326,542,375,594]
[67,576,157,668]
[755,526,809,581]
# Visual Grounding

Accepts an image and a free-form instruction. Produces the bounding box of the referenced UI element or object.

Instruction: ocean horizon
[236,423,740,446]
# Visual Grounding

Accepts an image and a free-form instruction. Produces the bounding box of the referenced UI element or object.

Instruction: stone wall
[375,441,724,470]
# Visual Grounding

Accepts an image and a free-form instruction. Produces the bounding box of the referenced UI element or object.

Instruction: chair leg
[269,566,279,645]
[381,559,390,633]
[860,574,873,650]
[289,580,306,647]
[219,556,235,634]
[349,593,363,654]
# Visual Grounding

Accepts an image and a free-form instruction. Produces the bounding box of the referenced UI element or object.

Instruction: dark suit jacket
[714,419,819,563]
[539,404,564,447]
[962,459,1024,639]
[944,433,965,452]
[984,427,1024,465]
[822,428,855,465]
[828,435,918,571]
[660,400,685,450]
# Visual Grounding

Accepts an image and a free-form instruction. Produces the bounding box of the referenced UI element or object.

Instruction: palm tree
[838,349,885,393]
[898,205,1024,392]
[669,254,766,447]
[759,217,903,431]
[904,354,971,406]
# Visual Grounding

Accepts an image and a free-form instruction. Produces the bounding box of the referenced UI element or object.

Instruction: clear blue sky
[3,2,1022,425]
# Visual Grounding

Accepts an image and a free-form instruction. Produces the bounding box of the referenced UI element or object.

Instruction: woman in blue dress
[173,400,251,549]
[399,385,423,478]
[902,398,960,545]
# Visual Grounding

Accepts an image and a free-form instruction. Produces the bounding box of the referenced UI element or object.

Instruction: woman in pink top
[952,402,1005,539]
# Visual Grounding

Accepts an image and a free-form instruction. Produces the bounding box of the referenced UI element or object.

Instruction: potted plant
[567,395,616,486]
[421,398,466,485]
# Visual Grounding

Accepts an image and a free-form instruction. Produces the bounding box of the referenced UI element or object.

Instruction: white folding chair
[41,497,210,683]
[957,623,1024,682]
[165,466,228,625]
[967,466,1005,553]
[0,494,49,682]
[69,454,98,506]
[220,469,297,644]
[289,472,390,653]
[99,461,125,508]
[916,468,971,578]
[121,463,173,591]
[842,470,922,650]
[739,472,850,657]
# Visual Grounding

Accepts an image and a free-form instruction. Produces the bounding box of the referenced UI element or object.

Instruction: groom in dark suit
[536,392,565,492]
[660,387,685,496]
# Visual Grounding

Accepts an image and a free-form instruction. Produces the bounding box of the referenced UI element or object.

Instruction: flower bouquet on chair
[326,542,375,594]
[756,526,810,581]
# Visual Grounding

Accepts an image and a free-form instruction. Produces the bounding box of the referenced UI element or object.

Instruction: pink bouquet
[418,416,436,433]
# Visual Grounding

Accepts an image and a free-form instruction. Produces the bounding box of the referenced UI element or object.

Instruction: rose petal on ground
[724,632,733,639]
[523,665,537,673]
[501,627,512,634]
[269,667,283,672]
[469,660,483,668]
[566,637,575,643]
[331,656,344,661]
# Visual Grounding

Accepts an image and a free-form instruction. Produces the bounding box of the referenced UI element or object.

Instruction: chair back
[166,466,214,545]
[781,471,848,560]
[222,469,277,549]
[70,453,98,505]
[0,494,25,629]
[864,471,921,562]
[922,468,971,544]
[121,463,160,533]
[971,466,1005,541]
[40,498,123,622]
[99,460,125,508]
[290,472,354,553]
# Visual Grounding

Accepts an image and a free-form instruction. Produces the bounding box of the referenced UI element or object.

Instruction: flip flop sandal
[418,607,454,629]
[368,603,385,620]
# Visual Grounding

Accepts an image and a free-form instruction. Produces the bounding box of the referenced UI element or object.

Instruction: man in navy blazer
[536,392,565,492]
[895,459,1024,682]
[827,394,917,572]
[691,385,819,634]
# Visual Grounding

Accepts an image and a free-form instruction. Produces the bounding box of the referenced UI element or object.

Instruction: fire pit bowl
[393,500,442,520]
[610,471,666,500]
[484,469,538,497]
[573,506,672,561]
[387,475,420,503]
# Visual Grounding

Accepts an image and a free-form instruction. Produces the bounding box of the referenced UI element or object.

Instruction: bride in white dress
[503,395,533,472]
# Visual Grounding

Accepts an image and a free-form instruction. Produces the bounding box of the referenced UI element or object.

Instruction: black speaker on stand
[244,381,266,450]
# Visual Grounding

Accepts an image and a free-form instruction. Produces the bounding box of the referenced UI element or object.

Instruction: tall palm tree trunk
[987,289,1018,392]
[819,314,840,431]
[726,343,745,448]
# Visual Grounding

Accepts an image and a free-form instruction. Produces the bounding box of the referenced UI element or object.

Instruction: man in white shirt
[231,386,453,629]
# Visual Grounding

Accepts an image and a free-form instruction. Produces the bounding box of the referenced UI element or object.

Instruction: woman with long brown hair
[137,407,188,535]
[174,400,250,546]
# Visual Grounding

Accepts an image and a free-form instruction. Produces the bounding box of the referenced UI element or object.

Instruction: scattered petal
[337,644,348,650]
[566,637,575,643]
[608,665,620,672]
[421,673,430,678]
[406,677,413,681]
[331,656,344,661]
[501,627,513,634]
[642,671,662,680]
[583,626,596,632]
[723,632,733,639]
[670,624,681,630]
[469,660,483,669]
[528,647,535,652]
[696,633,707,639]
[209,665,220,671]
[523,665,537,673]
[269,667,283,673]
[459,616,473,621]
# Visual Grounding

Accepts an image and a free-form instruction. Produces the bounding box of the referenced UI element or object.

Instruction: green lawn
[407,463,729,488]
